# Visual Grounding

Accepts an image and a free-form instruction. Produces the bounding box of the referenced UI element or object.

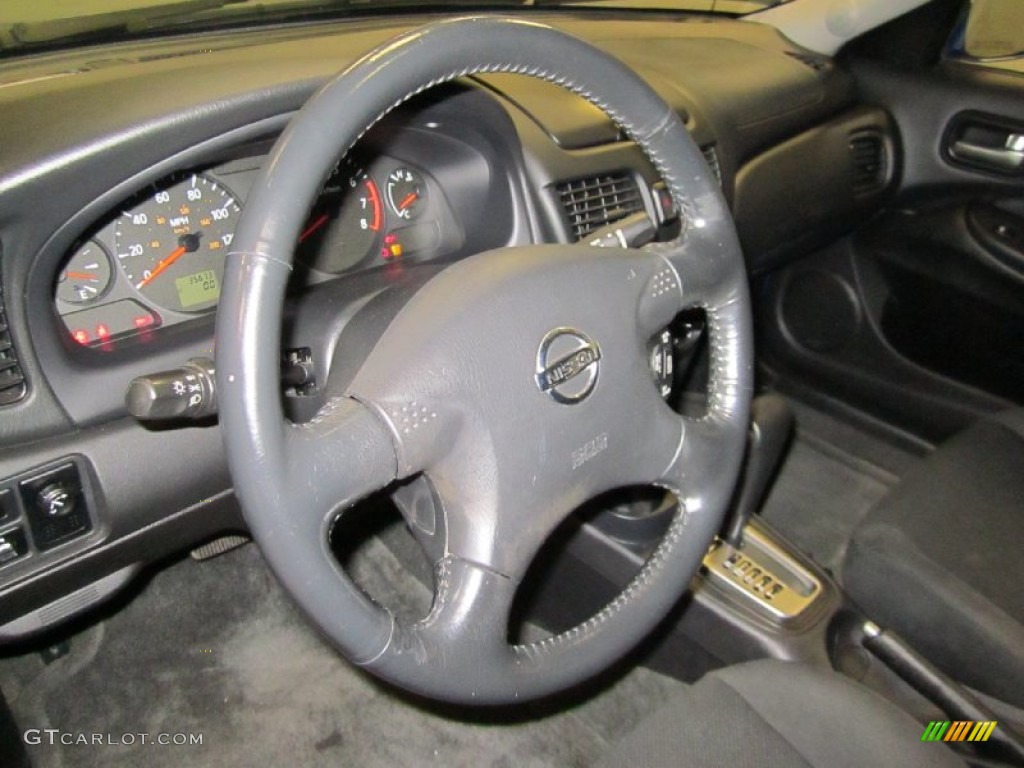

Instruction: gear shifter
[724,393,794,547]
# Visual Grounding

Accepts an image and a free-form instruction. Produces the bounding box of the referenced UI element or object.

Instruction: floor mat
[0,539,680,767]
[759,438,893,574]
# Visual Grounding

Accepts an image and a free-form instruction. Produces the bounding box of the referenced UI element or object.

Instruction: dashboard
[0,12,895,634]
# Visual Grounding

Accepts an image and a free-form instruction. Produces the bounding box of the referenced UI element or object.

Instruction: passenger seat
[842,408,1024,708]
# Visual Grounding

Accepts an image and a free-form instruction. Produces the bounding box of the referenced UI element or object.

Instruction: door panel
[852,59,1024,201]
[755,47,1024,443]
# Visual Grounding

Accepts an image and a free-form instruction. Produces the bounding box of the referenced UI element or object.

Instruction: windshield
[0,0,791,58]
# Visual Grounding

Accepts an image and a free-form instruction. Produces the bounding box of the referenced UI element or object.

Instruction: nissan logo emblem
[535,328,601,404]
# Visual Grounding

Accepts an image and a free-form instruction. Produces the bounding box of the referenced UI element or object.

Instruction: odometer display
[175,269,220,309]
[115,174,240,313]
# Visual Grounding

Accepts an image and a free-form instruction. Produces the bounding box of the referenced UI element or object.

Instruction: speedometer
[114,174,240,313]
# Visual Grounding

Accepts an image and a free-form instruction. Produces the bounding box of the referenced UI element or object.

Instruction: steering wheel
[217,16,752,705]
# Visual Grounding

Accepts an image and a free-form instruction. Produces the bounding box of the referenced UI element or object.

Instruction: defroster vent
[0,260,27,406]
[557,172,643,241]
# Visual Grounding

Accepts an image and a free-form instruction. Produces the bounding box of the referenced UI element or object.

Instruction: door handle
[951,134,1024,171]
[945,112,1024,176]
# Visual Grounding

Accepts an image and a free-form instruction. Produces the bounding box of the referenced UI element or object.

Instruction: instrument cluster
[54,155,457,348]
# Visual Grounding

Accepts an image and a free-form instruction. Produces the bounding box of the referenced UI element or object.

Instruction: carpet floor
[0,536,680,768]
[758,401,918,574]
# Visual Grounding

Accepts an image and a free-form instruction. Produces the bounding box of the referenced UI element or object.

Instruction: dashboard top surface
[0,14,846,192]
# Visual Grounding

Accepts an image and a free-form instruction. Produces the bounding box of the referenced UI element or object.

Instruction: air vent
[702,145,723,188]
[849,130,889,198]
[557,172,644,241]
[0,265,27,407]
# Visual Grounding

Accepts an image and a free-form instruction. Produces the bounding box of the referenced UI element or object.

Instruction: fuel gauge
[56,240,113,305]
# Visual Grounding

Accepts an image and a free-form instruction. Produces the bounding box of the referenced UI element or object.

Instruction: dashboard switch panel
[18,463,91,550]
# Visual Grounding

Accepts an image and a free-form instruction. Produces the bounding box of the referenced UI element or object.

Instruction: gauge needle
[299,213,330,243]
[66,271,98,281]
[137,245,186,289]
[398,192,418,211]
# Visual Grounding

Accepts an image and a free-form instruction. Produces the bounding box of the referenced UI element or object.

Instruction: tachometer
[114,174,240,313]
[297,166,384,274]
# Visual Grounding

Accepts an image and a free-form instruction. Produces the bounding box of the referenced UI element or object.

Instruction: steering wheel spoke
[282,396,399,520]
[647,233,734,309]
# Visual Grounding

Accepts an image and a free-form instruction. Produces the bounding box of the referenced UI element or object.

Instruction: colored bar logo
[921,721,997,742]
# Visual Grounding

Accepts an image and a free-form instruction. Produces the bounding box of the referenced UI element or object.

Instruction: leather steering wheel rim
[217,16,753,705]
